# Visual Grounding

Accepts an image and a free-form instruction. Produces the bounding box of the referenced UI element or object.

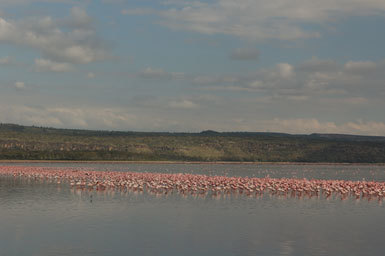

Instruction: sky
[0,0,385,135]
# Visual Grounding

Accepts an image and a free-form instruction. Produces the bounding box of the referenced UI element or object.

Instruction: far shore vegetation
[1,123,384,163]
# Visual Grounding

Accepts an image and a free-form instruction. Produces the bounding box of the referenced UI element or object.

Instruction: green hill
[0,123,384,163]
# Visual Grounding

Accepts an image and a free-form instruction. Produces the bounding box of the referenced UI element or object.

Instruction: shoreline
[0,160,384,166]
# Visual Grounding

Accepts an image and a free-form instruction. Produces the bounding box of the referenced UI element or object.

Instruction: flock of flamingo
[1,166,385,200]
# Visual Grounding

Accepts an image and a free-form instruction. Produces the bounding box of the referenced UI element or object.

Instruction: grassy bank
[1,123,384,163]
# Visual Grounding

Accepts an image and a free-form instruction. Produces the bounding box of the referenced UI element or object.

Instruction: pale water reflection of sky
[1,174,385,256]
[1,1,385,135]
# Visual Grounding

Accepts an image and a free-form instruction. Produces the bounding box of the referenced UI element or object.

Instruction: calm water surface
[1,163,385,256]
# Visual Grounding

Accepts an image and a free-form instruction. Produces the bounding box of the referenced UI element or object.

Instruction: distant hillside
[0,123,385,163]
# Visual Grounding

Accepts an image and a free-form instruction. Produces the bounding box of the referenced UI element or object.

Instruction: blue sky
[0,0,385,135]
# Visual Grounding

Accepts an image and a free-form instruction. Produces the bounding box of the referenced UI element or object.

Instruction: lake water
[1,162,385,256]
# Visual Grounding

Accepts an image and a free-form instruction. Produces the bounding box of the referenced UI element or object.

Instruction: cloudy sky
[0,0,385,135]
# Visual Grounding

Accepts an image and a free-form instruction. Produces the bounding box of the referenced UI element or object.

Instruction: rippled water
[1,163,385,256]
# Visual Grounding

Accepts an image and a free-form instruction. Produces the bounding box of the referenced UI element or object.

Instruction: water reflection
[1,164,385,256]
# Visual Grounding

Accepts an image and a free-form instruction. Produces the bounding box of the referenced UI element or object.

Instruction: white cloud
[193,75,238,85]
[14,81,25,89]
[87,72,95,78]
[344,61,377,73]
[0,8,107,65]
[137,67,184,80]
[249,80,264,89]
[229,48,259,61]
[194,58,385,101]
[1,102,385,135]
[193,76,221,85]
[283,95,309,101]
[235,118,385,136]
[297,57,339,72]
[0,56,12,65]
[277,63,294,79]
[139,67,169,79]
[34,58,73,72]
[121,8,155,15]
[342,97,368,105]
[168,99,198,109]
[69,6,93,28]
[0,0,58,3]
[0,105,138,130]
[124,0,385,40]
